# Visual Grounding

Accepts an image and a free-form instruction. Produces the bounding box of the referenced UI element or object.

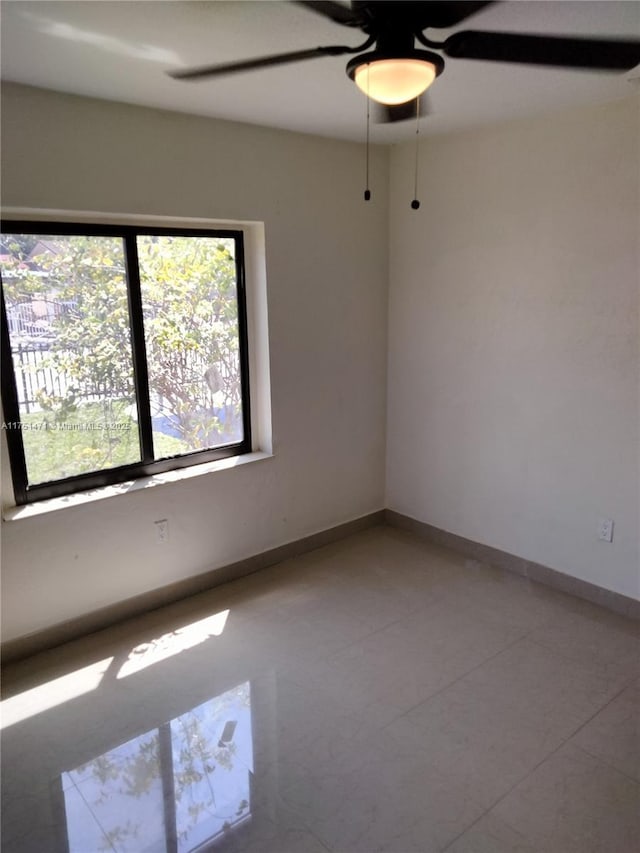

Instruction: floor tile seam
[438,806,500,853]
[562,679,636,736]
[569,741,640,787]
[527,604,640,643]
[286,601,454,672]
[439,808,541,853]
[429,578,579,630]
[258,792,332,851]
[478,747,640,853]
[251,598,410,659]
[378,633,531,738]
[274,789,354,853]
[441,680,640,849]
[326,613,417,658]
[439,748,566,851]
[529,601,640,638]
[422,657,638,852]
[512,602,640,640]
[412,595,549,636]
[523,635,640,686]
[307,826,333,852]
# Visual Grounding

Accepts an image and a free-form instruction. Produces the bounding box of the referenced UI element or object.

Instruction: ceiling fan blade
[419,1,496,29]
[348,1,494,33]
[168,45,356,81]
[376,93,431,124]
[443,30,640,70]
[294,1,363,27]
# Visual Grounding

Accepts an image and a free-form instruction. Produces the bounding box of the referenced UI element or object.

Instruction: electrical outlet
[155,519,169,544]
[597,518,614,543]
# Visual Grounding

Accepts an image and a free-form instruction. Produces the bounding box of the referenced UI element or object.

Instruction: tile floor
[1,526,639,853]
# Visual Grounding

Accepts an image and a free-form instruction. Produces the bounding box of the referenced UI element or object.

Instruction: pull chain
[364,64,371,201]
[411,97,421,210]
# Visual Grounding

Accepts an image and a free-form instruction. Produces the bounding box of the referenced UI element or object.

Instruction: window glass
[137,235,244,456]
[1,233,140,485]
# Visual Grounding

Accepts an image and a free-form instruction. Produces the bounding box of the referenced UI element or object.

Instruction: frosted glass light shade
[353,59,437,105]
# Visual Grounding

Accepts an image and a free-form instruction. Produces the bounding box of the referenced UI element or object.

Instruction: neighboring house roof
[29,240,62,260]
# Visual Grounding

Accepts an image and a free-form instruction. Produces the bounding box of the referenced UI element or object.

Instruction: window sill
[2,451,273,522]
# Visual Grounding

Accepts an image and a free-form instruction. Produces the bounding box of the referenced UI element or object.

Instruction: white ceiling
[1,0,639,142]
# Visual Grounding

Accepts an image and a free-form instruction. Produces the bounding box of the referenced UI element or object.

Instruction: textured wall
[387,96,639,600]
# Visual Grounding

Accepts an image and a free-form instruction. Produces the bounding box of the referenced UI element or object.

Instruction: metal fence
[5,298,72,339]
[10,343,123,413]
[10,342,239,416]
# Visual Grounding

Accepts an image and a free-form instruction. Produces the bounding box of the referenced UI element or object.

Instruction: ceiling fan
[167,1,640,123]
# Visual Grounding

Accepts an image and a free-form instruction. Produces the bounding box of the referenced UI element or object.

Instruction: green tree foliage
[138,234,241,446]
[1,232,242,454]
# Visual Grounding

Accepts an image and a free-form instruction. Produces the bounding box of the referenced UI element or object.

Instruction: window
[1,221,251,505]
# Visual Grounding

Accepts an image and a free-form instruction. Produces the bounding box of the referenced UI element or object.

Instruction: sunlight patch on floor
[1,657,114,729]
[117,609,230,679]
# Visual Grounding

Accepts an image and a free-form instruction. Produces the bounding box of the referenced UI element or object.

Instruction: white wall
[0,83,389,643]
[387,96,640,600]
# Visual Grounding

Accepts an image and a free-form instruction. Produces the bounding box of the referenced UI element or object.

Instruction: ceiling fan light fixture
[347,50,445,105]
[354,59,435,104]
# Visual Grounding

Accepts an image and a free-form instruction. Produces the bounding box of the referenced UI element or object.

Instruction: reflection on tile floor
[62,682,253,852]
[2,527,639,852]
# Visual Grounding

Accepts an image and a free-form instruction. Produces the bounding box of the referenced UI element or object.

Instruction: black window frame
[1,220,252,506]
